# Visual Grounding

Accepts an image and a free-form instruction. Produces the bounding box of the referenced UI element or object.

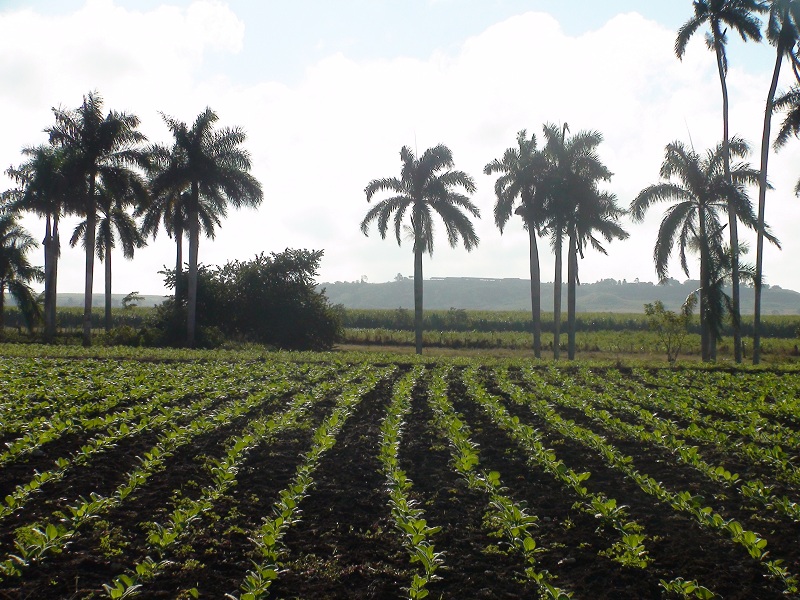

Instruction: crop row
[0,360,356,584]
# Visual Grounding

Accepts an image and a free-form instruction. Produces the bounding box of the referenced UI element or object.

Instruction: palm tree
[484,130,549,357]
[541,123,613,359]
[675,0,766,363]
[70,180,147,332]
[140,143,224,303]
[4,145,70,341]
[0,208,43,335]
[46,91,147,346]
[631,139,772,361]
[148,108,263,347]
[754,0,800,363]
[566,190,629,359]
[361,144,480,355]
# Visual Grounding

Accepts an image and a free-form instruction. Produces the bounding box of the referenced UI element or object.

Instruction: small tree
[644,296,697,362]
[122,291,144,309]
[152,249,340,350]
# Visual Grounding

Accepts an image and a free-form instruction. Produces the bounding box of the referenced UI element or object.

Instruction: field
[0,348,799,599]
[4,306,800,362]
[338,328,800,360]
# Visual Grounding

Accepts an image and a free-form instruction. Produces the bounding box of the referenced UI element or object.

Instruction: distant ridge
[53,294,168,308]
[319,277,800,315]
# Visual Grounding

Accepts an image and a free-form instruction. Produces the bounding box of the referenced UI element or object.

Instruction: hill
[319,277,800,315]
[54,293,168,308]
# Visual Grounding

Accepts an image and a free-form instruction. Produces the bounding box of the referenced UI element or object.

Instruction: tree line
[3,2,800,360]
[2,91,262,347]
[361,0,800,363]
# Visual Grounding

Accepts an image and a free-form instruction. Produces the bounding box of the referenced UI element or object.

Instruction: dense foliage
[152,248,341,350]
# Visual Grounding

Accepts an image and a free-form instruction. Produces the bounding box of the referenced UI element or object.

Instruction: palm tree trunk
[754,48,784,365]
[553,233,562,360]
[0,285,5,340]
[567,231,577,360]
[50,216,59,339]
[82,179,96,347]
[700,287,708,361]
[43,215,53,342]
[175,225,183,303]
[187,181,200,347]
[528,227,541,358]
[0,285,5,339]
[716,43,742,363]
[711,331,718,361]
[104,242,112,332]
[699,204,709,362]
[413,243,423,355]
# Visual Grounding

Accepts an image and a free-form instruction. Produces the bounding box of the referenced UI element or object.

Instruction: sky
[2,0,800,297]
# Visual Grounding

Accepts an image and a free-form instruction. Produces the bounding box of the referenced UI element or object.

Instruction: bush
[644,296,696,362]
[152,249,341,350]
[100,325,142,347]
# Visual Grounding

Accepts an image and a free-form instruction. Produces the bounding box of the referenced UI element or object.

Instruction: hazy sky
[2,0,800,296]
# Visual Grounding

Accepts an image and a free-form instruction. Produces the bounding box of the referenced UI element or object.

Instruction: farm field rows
[0,354,798,598]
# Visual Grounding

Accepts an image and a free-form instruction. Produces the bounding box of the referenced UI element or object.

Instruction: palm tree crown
[0,208,43,332]
[361,144,479,254]
[571,190,629,262]
[631,139,772,360]
[485,130,548,234]
[631,139,764,277]
[675,0,766,66]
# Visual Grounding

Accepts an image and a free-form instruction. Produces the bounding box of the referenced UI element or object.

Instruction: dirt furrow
[397,373,538,599]
[267,373,411,600]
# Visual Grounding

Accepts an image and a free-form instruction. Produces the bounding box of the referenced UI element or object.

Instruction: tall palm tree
[4,145,70,341]
[754,0,800,363]
[148,108,263,347]
[566,190,629,359]
[484,130,549,357]
[631,139,772,361]
[541,123,612,359]
[47,91,147,346]
[70,180,147,332]
[0,209,43,334]
[361,144,480,355]
[140,143,224,303]
[676,0,766,363]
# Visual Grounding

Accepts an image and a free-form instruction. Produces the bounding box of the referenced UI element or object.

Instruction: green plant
[644,296,696,362]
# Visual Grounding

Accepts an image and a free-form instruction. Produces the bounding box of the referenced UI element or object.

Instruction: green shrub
[152,249,341,350]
